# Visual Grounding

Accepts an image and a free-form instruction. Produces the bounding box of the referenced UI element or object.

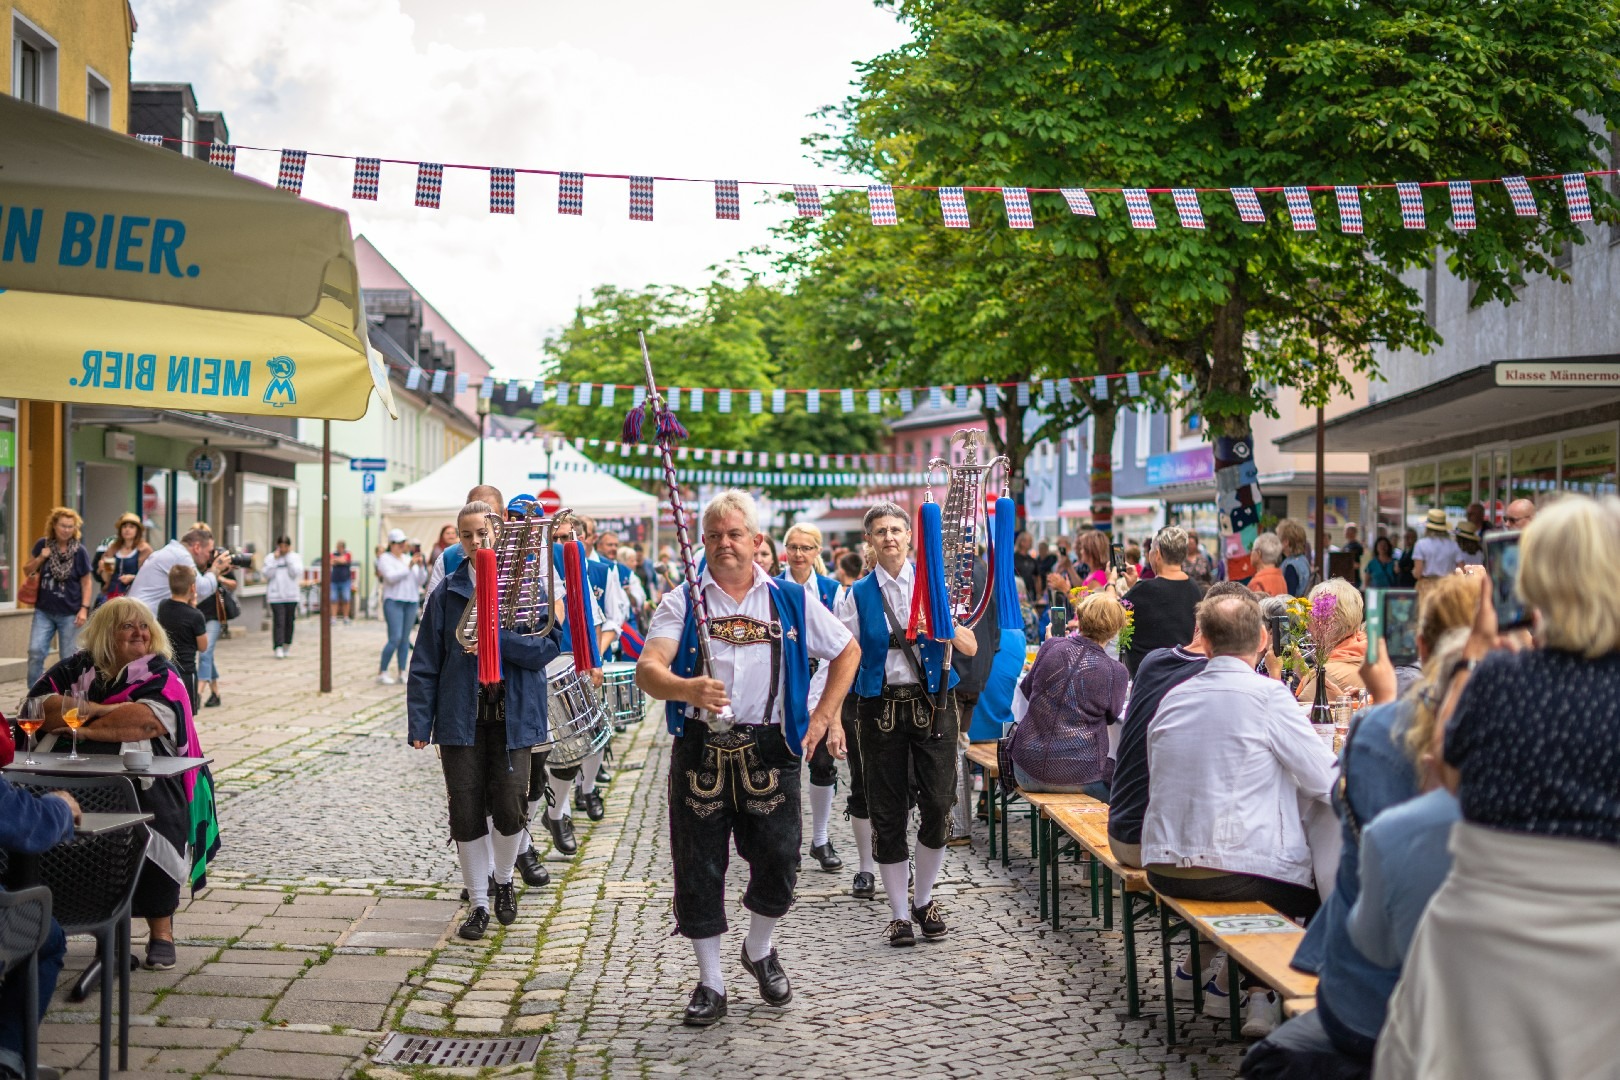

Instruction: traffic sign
[362,494,376,517]
[536,488,563,514]
[349,458,387,472]
[361,472,376,494]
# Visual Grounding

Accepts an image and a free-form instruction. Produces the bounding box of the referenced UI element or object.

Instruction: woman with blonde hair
[1276,518,1313,597]
[1003,591,1131,800]
[778,522,839,610]
[22,507,95,687]
[28,597,220,971]
[1295,578,1367,704]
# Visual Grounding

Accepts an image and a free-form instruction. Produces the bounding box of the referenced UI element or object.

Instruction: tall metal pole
[320,421,333,694]
[1315,404,1327,579]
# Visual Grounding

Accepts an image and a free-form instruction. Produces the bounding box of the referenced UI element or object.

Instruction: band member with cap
[836,501,976,946]
[638,490,858,1027]
[776,522,846,873]
[574,514,628,793]
[408,501,562,941]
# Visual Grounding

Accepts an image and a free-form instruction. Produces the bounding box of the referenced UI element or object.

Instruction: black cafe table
[3,753,211,779]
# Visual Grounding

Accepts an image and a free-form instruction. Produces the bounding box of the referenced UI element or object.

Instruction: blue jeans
[27,609,80,687]
[1008,759,1111,802]
[0,918,65,1076]
[381,599,418,673]
[197,619,222,682]
[330,580,353,603]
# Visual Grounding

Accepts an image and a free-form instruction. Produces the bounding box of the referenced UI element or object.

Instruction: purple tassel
[621,405,645,445]
[657,409,688,442]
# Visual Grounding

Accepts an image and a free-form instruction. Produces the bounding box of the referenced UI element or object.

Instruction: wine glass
[61,693,85,762]
[15,697,43,766]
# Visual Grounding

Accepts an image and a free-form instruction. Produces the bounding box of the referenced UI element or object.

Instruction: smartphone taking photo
[1366,588,1421,669]
[1483,531,1530,630]
[1051,607,1069,639]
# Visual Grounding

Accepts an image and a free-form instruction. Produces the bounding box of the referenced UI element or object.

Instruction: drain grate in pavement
[373,1033,545,1068]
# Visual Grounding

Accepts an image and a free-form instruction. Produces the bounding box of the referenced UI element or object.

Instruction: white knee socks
[547,772,574,820]
[577,750,603,795]
[488,828,526,886]
[851,816,876,873]
[808,785,835,847]
[456,841,491,910]
[879,860,911,921]
[692,934,724,995]
[912,843,947,910]
[744,912,778,963]
[525,799,543,849]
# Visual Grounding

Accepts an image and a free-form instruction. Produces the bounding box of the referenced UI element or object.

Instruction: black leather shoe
[912,900,947,940]
[810,842,843,872]
[493,881,517,926]
[516,848,550,887]
[682,983,727,1027]
[578,789,605,821]
[739,947,792,1006]
[851,871,875,899]
[597,764,613,785]
[887,919,916,947]
[458,875,496,904]
[458,907,490,941]
[545,813,578,856]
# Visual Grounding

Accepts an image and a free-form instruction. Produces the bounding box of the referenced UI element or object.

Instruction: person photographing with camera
[377,529,428,685]
[129,527,237,612]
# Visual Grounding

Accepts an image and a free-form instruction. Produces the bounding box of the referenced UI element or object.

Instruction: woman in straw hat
[1410,508,1463,595]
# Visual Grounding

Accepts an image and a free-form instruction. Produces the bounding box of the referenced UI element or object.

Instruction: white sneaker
[1174,951,1225,1001]
[376,672,396,685]
[1200,978,1235,1019]
[274,646,287,659]
[1242,989,1282,1038]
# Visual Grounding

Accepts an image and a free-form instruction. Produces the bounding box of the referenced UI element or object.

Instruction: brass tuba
[926,428,1009,628]
[455,503,562,650]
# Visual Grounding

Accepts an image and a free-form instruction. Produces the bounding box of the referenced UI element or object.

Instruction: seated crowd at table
[1008,495,1620,1075]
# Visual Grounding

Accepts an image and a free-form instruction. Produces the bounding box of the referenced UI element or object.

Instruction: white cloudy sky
[129,0,909,379]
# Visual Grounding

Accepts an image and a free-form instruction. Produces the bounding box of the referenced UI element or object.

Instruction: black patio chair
[6,773,148,1080]
[0,885,54,1080]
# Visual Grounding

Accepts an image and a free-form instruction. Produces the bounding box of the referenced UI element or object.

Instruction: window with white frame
[1135,405,1153,465]
[1064,426,1079,474]
[12,15,58,108]
[1111,416,1125,471]
[85,68,111,127]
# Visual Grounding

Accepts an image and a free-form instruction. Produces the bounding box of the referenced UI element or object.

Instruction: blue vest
[850,569,959,698]
[606,558,640,630]
[666,577,813,754]
[777,569,839,611]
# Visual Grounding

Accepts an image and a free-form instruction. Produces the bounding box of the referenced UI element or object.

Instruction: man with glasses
[1502,499,1536,530]
[836,502,977,946]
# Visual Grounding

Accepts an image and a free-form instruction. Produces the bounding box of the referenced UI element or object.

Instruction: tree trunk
[1089,404,1118,534]
[1205,294,1253,439]
[982,389,1028,528]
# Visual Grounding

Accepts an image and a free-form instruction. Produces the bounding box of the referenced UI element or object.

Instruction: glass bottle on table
[15,697,43,766]
[61,693,86,761]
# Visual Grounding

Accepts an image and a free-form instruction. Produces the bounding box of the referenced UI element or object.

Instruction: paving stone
[215,1048,351,1078]
[344,930,443,948]
[279,978,400,1005]
[150,993,270,1022]
[240,1029,374,1056]
[304,954,419,981]
[268,997,389,1029]
[174,973,294,997]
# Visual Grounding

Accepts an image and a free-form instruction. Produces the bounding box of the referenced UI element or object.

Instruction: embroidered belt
[708,615,778,647]
[881,683,927,702]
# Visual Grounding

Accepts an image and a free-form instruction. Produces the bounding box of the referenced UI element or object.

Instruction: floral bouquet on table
[1066,585,1135,653]
[1305,590,1339,722]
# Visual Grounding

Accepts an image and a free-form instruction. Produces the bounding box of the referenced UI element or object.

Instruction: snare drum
[540,657,612,767]
[602,661,642,730]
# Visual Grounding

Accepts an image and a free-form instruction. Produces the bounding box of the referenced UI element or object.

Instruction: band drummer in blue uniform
[638,490,858,1028]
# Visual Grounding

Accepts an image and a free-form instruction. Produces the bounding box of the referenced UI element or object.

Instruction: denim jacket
[0,775,75,854]
[406,561,562,750]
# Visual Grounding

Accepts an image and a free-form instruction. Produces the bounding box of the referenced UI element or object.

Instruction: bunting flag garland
[1061,187,1098,217]
[715,179,740,221]
[1125,372,1142,396]
[1283,186,1316,231]
[601,384,616,408]
[1563,172,1593,222]
[558,171,584,215]
[1502,175,1537,217]
[984,383,999,408]
[1123,188,1156,229]
[505,380,519,402]
[1335,186,1364,234]
[454,373,469,394]
[430,370,447,393]
[405,368,422,390]
[276,149,307,194]
[899,388,914,412]
[415,162,444,209]
[1397,182,1426,229]
[841,388,856,412]
[806,389,820,413]
[1230,187,1264,223]
[749,389,764,414]
[629,176,654,221]
[718,389,732,413]
[1092,376,1107,400]
[353,156,380,201]
[1172,188,1205,229]
[479,376,495,399]
[208,143,236,170]
[490,168,516,214]
[771,388,786,413]
[1017,382,1030,406]
[138,134,164,146]
[1002,187,1034,229]
[939,186,971,228]
[868,184,898,226]
[1448,180,1476,231]
[793,184,823,218]
[867,389,881,413]
[928,386,944,409]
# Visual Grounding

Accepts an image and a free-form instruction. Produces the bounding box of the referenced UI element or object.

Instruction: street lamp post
[477,395,490,484]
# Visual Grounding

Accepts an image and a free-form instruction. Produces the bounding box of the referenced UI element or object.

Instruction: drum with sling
[601,661,643,730]
[541,656,612,767]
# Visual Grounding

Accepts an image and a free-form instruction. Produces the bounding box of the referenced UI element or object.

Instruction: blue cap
[506,494,537,515]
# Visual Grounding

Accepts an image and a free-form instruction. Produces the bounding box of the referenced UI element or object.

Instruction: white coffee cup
[123,749,154,771]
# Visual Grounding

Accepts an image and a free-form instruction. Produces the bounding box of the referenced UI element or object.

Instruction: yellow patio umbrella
[0,93,395,420]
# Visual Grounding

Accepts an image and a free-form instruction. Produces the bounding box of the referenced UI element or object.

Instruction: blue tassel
[991,497,1020,631]
[656,409,688,442]
[621,405,645,445]
[918,502,953,643]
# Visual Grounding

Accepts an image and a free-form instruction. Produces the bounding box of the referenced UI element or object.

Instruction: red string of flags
[134,132,1608,231]
[413,367,1170,412]
[497,430,1010,472]
[544,446,941,488]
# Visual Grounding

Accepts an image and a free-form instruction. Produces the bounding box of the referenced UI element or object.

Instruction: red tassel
[562,541,594,672]
[907,506,928,641]
[475,547,501,685]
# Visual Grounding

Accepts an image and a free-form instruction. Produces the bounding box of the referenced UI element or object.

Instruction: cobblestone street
[7,618,1245,1079]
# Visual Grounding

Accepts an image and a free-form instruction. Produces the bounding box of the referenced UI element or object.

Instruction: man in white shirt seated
[1141,588,1338,1034]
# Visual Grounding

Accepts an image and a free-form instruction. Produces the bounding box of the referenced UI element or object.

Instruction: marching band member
[408,501,562,940]
[576,514,627,796]
[836,502,976,946]
[777,522,846,873]
[638,490,858,1026]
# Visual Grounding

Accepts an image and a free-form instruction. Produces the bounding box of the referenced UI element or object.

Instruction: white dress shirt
[834,560,919,686]
[377,551,427,602]
[129,539,217,610]
[648,564,852,726]
[1140,655,1338,887]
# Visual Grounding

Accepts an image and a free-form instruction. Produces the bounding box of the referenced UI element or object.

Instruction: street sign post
[349,458,387,472]
[361,472,376,494]
[536,488,563,514]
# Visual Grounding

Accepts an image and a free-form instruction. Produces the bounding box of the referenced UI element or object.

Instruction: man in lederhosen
[638,490,858,1026]
[835,502,976,946]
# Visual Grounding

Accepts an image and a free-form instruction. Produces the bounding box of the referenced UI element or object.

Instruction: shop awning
[1057,497,1162,519]
[1275,359,1620,455]
[0,95,395,421]
[69,406,336,464]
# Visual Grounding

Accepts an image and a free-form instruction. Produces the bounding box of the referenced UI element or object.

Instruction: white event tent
[379,435,658,542]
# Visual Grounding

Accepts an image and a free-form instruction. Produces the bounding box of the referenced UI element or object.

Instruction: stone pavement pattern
[8,618,1244,1078]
